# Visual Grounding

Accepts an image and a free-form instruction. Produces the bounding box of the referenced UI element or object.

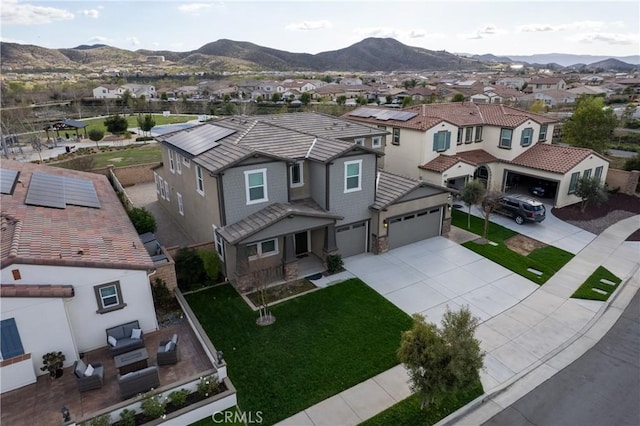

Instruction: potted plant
[40,351,66,379]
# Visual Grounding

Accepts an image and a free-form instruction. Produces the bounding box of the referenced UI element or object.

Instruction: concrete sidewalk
[276,215,640,426]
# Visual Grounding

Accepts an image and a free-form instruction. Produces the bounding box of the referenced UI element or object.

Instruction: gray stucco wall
[308,161,326,209]
[329,153,376,225]
[222,161,288,224]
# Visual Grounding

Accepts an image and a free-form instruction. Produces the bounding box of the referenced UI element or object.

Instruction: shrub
[623,155,640,172]
[198,248,222,283]
[175,248,207,291]
[135,136,155,142]
[104,114,128,134]
[127,207,156,234]
[140,391,166,419]
[118,408,136,426]
[88,128,105,143]
[168,388,189,408]
[197,374,220,398]
[326,254,344,274]
[151,278,176,311]
[87,414,110,426]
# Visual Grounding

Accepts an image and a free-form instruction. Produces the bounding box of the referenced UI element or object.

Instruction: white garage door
[336,221,367,257]
[388,207,442,250]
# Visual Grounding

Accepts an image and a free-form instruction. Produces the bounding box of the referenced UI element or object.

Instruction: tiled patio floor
[0,320,214,425]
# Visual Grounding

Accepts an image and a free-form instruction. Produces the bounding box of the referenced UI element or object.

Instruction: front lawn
[81,114,194,135]
[185,279,413,426]
[571,266,622,301]
[360,379,483,426]
[452,209,573,284]
[52,144,162,169]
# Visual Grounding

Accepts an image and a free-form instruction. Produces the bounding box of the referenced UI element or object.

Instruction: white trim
[290,161,304,188]
[305,137,317,158]
[154,172,160,194]
[177,192,184,215]
[355,138,364,146]
[372,136,382,148]
[176,154,182,175]
[159,176,166,199]
[244,168,268,205]
[344,159,362,193]
[182,157,191,168]
[163,180,170,201]
[247,238,279,259]
[213,224,224,258]
[195,165,205,196]
[168,150,175,173]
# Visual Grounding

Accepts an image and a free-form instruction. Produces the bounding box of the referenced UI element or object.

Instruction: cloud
[178,3,212,13]
[80,9,100,19]
[1,0,74,25]
[127,36,140,47]
[462,25,502,40]
[569,32,637,45]
[88,36,111,44]
[285,20,332,31]
[518,21,607,33]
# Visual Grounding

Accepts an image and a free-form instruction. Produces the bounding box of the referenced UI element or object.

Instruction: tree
[127,206,156,234]
[104,114,128,134]
[530,99,546,114]
[623,155,640,171]
[137,114,156,137]
[480,191,503,240]
[562,96,617,154]
[620,103,638,128]
[452,93,465,102]
[575,176,608,213]
[402,96,413,108]
[271,93,282,103]
[460,180,486,229]
[398,307,484,409]
[336,95,347,105]
[88,128,104,148]
[300,92,311,105]
[356,96,367,105]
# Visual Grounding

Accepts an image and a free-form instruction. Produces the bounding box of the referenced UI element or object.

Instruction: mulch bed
[552,193,640,241]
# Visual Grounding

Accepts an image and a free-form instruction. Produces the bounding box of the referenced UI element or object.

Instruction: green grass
[81,114,193,135]
[571,266,622,301]
[185,279,413,426]
[452,209,574,285]
[360,379,483,426]
[52,144,162,168]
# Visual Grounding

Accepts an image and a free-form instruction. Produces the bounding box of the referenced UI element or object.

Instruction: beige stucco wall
[374,192,451,238]
[606,169,640,195]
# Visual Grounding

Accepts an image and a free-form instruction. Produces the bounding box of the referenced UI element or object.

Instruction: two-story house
[153,113,453,289]
[343,104,609,208]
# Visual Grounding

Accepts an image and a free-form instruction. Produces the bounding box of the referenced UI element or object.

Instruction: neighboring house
[518,90,577,107]
[153,112,451,289]
[0,161,158,393]
[121,83,156,99]
[342,103,609,207]
[567,85,610,97]
[527,77,567,93]
[92,85,125,99]
[470,91,502,104]
[496,77,526,90]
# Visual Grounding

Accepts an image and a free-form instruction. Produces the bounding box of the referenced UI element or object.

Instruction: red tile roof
[343,103,557,131]
[420,155,467,172]
[419,150,499,172]
[1,160,153,271]
[0,284,74,298]
[511,143,608,174]
[455,149,499,165]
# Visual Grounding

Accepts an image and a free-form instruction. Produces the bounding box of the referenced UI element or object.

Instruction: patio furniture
[114,347,149,375]
[73,360,104,392]
[106,320,145,356]
[117,365,160,400]
[157,333,179,366]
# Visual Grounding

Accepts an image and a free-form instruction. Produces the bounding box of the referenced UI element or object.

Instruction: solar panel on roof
[25,172,100,209]
[165,125,235,156]
[0,168,20,195]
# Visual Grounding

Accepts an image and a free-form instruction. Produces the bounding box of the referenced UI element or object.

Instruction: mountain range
[1,38,637,73]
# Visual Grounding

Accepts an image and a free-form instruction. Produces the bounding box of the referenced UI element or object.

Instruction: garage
[336,221,368,257]
[504,170,559,203]
[388,207,442,249]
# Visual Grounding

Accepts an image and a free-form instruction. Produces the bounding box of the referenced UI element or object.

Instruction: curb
[436,262,640,426]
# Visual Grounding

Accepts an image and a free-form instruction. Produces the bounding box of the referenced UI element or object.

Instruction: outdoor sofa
[106,320,145,356]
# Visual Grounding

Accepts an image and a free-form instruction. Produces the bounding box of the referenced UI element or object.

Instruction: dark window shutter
[1,318,25,359]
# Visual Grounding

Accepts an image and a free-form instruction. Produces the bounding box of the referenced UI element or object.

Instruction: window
[354,138,364,146]
[94,281,125,313]
[539,124,548,141]
[245,169,268,204]
[569,171,580,194]
[176,154,182,174]
[344,160,362,193]
[159,176,166,199]
[1,318,24,359]
[372,136,382,148]
[594,166,603,181]
[392,128,400,145]
[520,128,534,147]
[182,157,191,168]
[475,126,483,142]
[465,127,473,144]
[433,131,451,152]
[290,162,303,188]
[154,172,160,194]
[499,128,513,149]
[456,128,462,145]
[195,165,204,195]
[168,150,175,173]
[213,225,224,258]
[583,169,592,179]
[247,238,278,258]
[177,192,184,215]
[163,180,170,201]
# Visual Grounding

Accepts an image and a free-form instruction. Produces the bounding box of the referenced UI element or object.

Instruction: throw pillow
[164,341,172,352]
[75,360,86,378]
[131,328,142,339]
[108,335,118,347]
[84,364,95,377]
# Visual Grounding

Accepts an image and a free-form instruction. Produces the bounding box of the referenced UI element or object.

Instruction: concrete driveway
[343,237,539,325]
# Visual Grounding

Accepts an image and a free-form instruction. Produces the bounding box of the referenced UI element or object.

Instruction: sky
[0,0,638,57]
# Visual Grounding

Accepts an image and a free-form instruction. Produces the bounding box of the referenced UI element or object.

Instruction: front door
[295,231,308,257]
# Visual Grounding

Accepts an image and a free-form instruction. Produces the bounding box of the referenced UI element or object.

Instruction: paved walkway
[276,215,640,426]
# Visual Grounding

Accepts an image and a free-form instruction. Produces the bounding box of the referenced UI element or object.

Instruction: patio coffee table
[114,348,149,375]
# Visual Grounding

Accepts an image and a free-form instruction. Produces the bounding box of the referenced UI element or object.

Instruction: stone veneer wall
[153,247,178,293]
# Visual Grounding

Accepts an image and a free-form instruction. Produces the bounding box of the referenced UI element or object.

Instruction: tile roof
[419,150,498,172]
[455,149,500,165]
[511,143,607,174]
[0,160,153,271]
[372,170,448,210]
[218,199,342,244]
[0,284,74,298]
[343,103,557,131]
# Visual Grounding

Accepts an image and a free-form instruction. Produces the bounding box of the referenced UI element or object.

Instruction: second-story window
[465,127,473,144]
[176,154,182,174]
[499,129,513,149]
[169,150,175,173]
[245,169,268,204]
[344,160,362,193]
[433,131,451,152]
[539,124,548,141]
[372,136,382,148]
[392,128,400,145]
[354,138,364,146]
[457,128,462,145]
[475,126,483,142]
[195,165,204,196]
[290,162,303,188]
[520,128,534,147]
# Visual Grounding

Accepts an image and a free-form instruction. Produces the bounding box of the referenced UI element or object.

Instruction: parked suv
[495,194,546,225]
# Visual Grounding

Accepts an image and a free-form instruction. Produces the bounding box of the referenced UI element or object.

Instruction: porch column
[235,245,252,291]
[323,224,338,252]
[283,234,298,282]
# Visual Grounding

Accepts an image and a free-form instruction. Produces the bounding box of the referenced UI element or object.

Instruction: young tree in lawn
[460,180,486,229]
[398,306,483,409]
[137,114,156,138]
[562,96,617,154]
[575,176,608,213]
[300,92,311,105]
[480,191,503,240]
[88,128,104,148]
[250,256,277,326]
